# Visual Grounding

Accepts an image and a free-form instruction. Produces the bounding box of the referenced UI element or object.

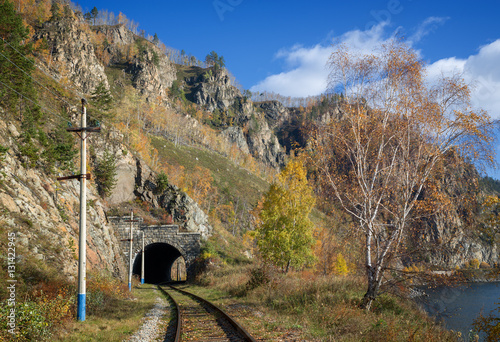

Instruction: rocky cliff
[0,110,211,281]
[126,47,176,102]
[0,117,126,280]
[415,153,499,268]
[184,69,287,167]
[190,68,241,112]
[33,19,176,102]
[33,17,109,94]
[87,124,212,239]
[93,24,176,102]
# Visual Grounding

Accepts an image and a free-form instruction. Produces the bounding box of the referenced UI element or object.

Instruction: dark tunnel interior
[132,242,183,284]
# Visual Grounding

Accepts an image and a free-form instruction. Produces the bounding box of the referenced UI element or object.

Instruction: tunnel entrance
[132,243,186,284]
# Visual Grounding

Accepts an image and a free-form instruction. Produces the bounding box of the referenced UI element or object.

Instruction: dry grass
[53,281,159,342]
[191,264,461,341]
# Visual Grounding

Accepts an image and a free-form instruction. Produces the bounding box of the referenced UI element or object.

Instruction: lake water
[417,282,500,341]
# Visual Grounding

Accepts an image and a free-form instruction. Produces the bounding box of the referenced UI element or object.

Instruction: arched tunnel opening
[132,243,187,284]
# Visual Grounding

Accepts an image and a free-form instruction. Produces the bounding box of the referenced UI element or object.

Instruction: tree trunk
[361,230,379,311]
[360,267,379,311]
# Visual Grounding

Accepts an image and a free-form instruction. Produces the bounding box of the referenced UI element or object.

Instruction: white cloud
[251,19,500,119]
[250,44,332,97]
[337,20,391,53]
[250,21,392,97]
[427,39,500,119]
[408,16,449,44]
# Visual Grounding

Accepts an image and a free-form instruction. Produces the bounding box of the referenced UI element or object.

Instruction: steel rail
[159,284,257,342]
[157,285,182,342]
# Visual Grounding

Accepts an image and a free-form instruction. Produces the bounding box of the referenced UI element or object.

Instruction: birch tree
[256,158,316,272]
[313,40,496,310]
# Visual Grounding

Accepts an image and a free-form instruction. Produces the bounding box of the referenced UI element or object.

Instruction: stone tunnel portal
[132,243,186,284]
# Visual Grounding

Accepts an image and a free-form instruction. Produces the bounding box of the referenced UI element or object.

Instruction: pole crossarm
[67,126,100,140]
[66,127,102,132]
[56,173,92,181]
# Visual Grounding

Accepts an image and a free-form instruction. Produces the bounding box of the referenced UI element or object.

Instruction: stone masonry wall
[109,216,201,279]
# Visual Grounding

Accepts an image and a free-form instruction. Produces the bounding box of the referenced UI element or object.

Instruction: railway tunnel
[109,217,201,282]
[132,243,187,283]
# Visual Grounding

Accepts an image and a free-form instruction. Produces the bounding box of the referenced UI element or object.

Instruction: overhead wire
[1,36,84,104]
[0,78,67,120]
[0,36,113,127]
[0,49,76,110]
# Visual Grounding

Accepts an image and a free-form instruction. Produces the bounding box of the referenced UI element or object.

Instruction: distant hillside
[480,176,500,194]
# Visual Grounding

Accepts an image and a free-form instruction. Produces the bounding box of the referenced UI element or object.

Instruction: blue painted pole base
[77,293,86,321]
[141,278,144,284]
[128,282,131,291]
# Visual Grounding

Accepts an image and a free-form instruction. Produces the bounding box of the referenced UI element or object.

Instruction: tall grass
[197,264,460,341]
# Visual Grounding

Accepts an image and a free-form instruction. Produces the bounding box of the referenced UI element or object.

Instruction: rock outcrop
[405,152,499,268]
[221,126,250,155]
[185,69,286,167]
[126,48,176,102]
[33,17,109,94]
[93,24,136,49]
[245,115,285,167]
[134,159,212,239]
[0,119,126,280]
[190,69,241,112]
[95,24,177,102]
[255,101,291,130]
[33,19,176,102]
[89,126,212,240]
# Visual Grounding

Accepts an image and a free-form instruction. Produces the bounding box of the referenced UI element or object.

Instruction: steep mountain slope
[1,7,496,291]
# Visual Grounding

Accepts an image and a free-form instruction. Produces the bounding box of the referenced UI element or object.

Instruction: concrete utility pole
[141,231,145,284]
[77,99,87,321]
[128,209,134,291]
[57,99,100,322]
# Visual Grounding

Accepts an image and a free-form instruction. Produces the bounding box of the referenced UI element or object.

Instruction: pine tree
[0,0,46,167]
[90,6,98,25]
[0,0,35,110]
[94,149,117,198]
[50,2,61,21]
[90,81,113,119]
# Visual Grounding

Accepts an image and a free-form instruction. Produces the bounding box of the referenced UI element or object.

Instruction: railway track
[158,284,257,342]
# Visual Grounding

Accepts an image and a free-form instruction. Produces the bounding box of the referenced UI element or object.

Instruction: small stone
[0,193,19,213]
[8,124,19,137]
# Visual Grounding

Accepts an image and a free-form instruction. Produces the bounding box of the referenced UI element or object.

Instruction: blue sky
[76,0,500,178]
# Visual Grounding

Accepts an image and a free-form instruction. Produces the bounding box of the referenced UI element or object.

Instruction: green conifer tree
[0,0,35,110]
[94,149,117,198]
[90,6,98,25]
[90,81,113,119]
[50,2,61,21]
